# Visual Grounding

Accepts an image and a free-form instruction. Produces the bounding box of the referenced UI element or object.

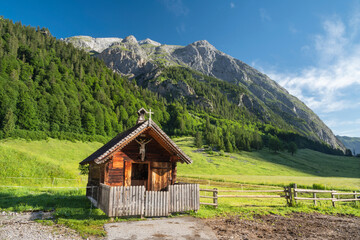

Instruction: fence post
[331,191,336,207]
[294,184,297,204]
[284,187,289,205]
[313,192,317,206]
[354,191,357,205]
[213,188,218,208]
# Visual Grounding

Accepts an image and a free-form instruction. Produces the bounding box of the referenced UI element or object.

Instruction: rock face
[64,35,345,151]
[63,36,122,53]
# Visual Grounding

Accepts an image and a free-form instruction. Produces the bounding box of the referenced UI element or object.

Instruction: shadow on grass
[0,188,108,221]
[245,150,360,179]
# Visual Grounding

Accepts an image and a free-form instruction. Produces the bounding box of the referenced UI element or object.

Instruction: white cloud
[326,118,360,128]
[230,2,235,9]
[162,0,189,16]
[333,127,360,137]
[314,17,348,64]
[259,8,271,22]
[265,13,360,114]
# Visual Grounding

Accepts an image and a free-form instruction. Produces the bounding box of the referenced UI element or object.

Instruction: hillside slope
[65,35,345,152]
[337,136,360,155]
[0,139,102,186]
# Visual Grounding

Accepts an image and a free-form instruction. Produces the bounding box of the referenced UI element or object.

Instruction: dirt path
[205,213,360,240]
[0,212,82,240]
[104,216,218,240]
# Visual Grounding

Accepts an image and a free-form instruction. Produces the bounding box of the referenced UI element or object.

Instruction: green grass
[174,137,360,190]
[0,138,102,186]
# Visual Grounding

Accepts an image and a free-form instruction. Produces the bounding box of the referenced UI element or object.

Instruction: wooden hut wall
[104,152,131,186]
[88,163,102,186]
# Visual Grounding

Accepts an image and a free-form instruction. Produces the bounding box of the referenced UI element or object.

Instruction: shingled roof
[80,119,192,165]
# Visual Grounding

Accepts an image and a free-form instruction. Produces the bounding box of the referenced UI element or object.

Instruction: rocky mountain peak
[138,38,162,46]
[191,40,216,50]
[63,36,122,52]
[122,35,138,44]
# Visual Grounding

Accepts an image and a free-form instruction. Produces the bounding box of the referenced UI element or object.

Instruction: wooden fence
[200,185,359,208]
[293,184,360,207]
[169,184,200,212]
[87,183,199,217]
[200,187,290,208]
[88,184,358,215]
[145,191,169,217]
[109,185,145,217]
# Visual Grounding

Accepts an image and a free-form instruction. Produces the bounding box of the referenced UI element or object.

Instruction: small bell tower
[136,108,148,124]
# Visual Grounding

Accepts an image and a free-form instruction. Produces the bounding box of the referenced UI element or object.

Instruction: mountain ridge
[337,136,360,155]
[64,35,345,152]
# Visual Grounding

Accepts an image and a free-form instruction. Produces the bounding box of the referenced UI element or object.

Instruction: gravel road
[0,211,82,240]
[105,216,218,240]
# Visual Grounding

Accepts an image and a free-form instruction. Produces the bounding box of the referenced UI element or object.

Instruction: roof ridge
[80,119,192,165]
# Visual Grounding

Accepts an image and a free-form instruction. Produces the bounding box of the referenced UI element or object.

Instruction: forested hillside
[0,18,346,155]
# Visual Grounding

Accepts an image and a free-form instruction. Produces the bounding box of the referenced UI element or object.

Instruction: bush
[312,183,325,190]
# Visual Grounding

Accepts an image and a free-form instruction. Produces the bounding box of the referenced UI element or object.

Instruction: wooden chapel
[80,108,192,192]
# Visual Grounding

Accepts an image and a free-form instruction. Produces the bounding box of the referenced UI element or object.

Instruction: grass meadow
[0,136,359,237]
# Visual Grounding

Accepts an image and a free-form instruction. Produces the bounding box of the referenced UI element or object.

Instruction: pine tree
[83,113,96,135]
[194,132,203,148]
[2,109,16,137]
[17,92,38,130]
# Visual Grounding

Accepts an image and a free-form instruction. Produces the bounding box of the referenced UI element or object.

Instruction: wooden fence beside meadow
[293,184,360,207]
[200,187,291,208]
[200,184,359,208]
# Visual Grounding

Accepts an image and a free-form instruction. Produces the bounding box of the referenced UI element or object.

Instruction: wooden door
[151,162,172,191]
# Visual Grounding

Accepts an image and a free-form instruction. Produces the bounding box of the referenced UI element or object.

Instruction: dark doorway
[131,163,149,188]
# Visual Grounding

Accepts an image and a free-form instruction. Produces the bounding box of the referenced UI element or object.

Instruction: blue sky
[3,0,360,137]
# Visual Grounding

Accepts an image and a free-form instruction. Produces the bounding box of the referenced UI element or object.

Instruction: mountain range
[64,35,346,152]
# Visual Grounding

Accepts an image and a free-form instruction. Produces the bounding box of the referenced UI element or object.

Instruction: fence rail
[293,184,359,207]
[200,187,290,208]
[200,185,359,208]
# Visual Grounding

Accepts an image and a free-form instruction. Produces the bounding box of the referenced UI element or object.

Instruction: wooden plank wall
[144,191,169,217]
[169,184,200,213]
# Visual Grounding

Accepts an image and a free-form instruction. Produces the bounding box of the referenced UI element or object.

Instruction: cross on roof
[148,109,154,121]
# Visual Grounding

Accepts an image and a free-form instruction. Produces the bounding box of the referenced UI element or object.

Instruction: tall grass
[0,138,101,187]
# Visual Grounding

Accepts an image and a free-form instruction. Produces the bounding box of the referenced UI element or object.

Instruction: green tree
[83,113,96,135]
[17,92,38,130]
[288,142,297,156]
[2,109,16,137]
[269,136,282,153]
[345,149,353,157]
[194,131,203,148]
